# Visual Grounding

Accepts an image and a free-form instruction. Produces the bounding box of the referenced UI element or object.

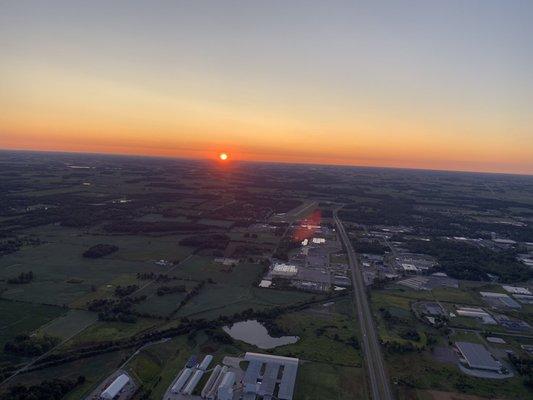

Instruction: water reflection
[222,319,299,349]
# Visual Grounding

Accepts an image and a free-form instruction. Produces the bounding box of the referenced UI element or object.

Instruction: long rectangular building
[456,342,501,372]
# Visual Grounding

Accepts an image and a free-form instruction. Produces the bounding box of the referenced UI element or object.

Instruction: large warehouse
[455,342,502,372]
[243,352,299,400]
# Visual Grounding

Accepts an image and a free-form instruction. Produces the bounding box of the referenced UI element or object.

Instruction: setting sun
[219,152,229,161]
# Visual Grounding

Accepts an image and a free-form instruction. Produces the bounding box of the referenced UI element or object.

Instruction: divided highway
[334,211,394,400]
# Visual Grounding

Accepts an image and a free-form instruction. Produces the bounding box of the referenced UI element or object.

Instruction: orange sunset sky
[1,1,532,174]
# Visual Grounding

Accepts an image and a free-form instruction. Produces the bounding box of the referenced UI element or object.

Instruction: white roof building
[217,372,236,400]
[502,285,531,295]
[100,374,130,400]
[456,307,496,324]
[272,263,298,277]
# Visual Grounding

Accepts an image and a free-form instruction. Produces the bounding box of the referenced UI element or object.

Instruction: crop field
[65,318,161,348]
[176,285,317,320]
[132,279,195,317]
[37,309,98,339]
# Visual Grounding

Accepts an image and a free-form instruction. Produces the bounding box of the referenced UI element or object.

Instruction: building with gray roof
[455,342,502,372]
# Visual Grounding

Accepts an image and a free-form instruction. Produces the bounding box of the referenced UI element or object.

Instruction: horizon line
[1,146,532,178]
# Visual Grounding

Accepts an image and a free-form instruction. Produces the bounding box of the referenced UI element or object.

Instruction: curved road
[334,211,394,400]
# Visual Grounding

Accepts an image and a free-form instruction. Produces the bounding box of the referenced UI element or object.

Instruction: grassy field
[384,286,483,306]
[176,285,317,320]
[5,349,131,400]
[274,311,363,366]
[37,309,98,339]
[370,290,430,348]
[387,351,532,400]
[132,280,195,317]
[0,299,65,350]
[294,362,368,400]
[0,225,193,306]
[65,318,161,348]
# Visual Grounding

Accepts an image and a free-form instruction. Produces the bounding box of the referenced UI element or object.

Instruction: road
[334,211,394,400]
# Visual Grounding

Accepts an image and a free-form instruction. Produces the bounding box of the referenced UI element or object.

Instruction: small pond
[222,319,299,349]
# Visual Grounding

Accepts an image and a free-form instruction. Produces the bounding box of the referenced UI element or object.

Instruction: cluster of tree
[170,281,206,316]
[352,239,388,255]
[0,376,85,400]
[508,353,533,388]
[405,239,533,282]
[205,329,233,344]
[7,271,34,284]
[273,238,300,261]
[4,334,60,357]
[179,234,230,251]
[87,296,146,323]
[232,243,270,258]
[340,199,417,227]
[157,285,186,296]
[379,307,406,325]
[82,243,118,258]
[383,340,418,354]
[114,285,139,297]
[0,238,22,256]
[399,329,421,341]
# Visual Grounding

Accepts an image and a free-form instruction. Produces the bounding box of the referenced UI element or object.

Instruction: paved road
[334,212,394,400]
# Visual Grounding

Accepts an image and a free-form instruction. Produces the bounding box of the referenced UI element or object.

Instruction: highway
[334,211,394,400]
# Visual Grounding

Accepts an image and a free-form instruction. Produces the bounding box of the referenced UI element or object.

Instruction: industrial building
[164,352,298,400]
[100,373,131,400]
[217,371,236,400]
[502,285,531,295]
[164,354,213,399]
[242,352,299,400]
[272,263,298,277]
[455,307,496,325]
[480,291,521,309]
[455,342,502,372]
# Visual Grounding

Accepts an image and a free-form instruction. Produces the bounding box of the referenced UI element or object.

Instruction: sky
[1,0,532,174]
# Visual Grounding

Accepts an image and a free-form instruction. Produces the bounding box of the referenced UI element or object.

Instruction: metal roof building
[171,368,193,394]
[205,366,227,400]
[182,370,204,395]
[257,362,280,397]
[217,371,236,400]
[244,360,262,393]
[198,354,213,371]
[100,373,130,400]
[243,352,299,400]
[278,363,298,400]
[201,364,222,398]
[455,342,501,372]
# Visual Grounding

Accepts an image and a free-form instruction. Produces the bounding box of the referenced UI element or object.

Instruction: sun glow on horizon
[219,152,229,161]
